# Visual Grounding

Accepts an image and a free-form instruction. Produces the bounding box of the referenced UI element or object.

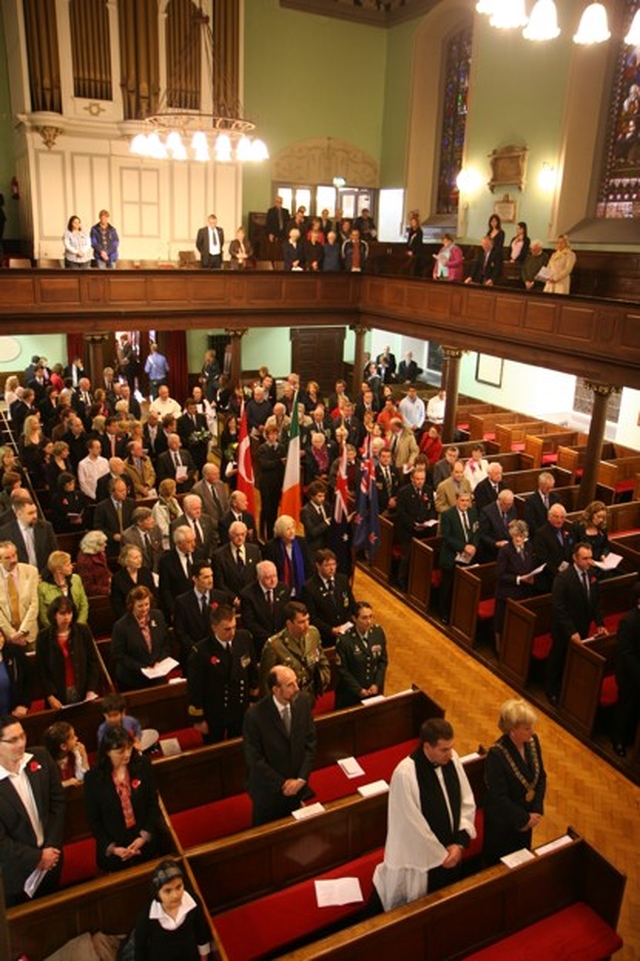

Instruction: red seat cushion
[159,727,204,751]
[614,479,636,494]
[477,598,495,620]
[600,674,618,707]
[511,442,526,452]
[171,794,254,848]
[310,739,419,805]
[483,432,496,441]
[532,633,552,660]
[604,611,623,634]
[462,902,623,961]
[541,452,557,465]
[313,690,335,716]
[60,838,99,887]
[431,569,442,588]
[213,848,384,961]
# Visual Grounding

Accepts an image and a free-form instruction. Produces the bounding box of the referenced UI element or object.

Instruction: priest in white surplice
[373,718,476,911]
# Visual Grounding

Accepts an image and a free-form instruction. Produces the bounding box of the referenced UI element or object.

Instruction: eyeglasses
[1,733,26,745]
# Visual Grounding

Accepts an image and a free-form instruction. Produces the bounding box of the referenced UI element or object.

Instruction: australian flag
[352,436,381,558]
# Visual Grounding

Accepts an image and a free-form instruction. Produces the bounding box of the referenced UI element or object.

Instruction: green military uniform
[259,624,330,705]
[335,624,388,708]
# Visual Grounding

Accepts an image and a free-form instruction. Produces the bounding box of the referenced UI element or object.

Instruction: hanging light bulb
[475,0,495,14]
[250,139,269,162]
[236,136,252,162]
[146,133,168,160]
[130,133,149,156]
[523,0,560,40]
[214,133,232,162]
[490,0,528,29]
[573,3,611,44]
[625,10,640,45]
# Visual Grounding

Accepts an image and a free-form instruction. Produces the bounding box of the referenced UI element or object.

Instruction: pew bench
[559,634,619,738]
[449,563,496,649]
[406,535,442,614]
[277,832,625,961]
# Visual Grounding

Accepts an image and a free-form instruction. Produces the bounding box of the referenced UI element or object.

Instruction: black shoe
[613,743,626,758]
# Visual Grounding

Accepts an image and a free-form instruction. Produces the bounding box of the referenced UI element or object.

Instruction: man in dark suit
[533,502,575,594]
[10,389,38,438]
[0,493,58,576]
[174,561,232,663]
[465,236,502,286]
[478,489,517,562]
[523,472,562,534]
[242,664,317,825]
[265,196,290,243]
[473,463,506,513]
[376,345,397,378]
[156,433,196,493]
[374,448,400,515]
[95,457,135,502]
[187,604,259,743]
[170,493,217,563]
[301,548,355,647]
[191,462,229,547]
[548,542,607,704]
[218,489,257,544]
[432,445,459,488]
[212,520,261,599]
[142,410,162,464]
[394,465,437,589]
[93,477,136,558]
[300,482,331,556]
[240,560,291,656]
[398,350,421,383]
[196,213,224,268]
[177,398,209,473]
[158,526,198,621]
[100,416,129,461]
[121,506,165,572]
[439,491,480,623]
[335,602,389,709]
[255,427,286,541]
[0,714,65,906]
[60,413,89,470]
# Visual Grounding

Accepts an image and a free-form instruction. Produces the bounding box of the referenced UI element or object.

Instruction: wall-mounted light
[538,162,556,191]
[333,176,346,188]
[456,167,484,194]
[573,3,611,44]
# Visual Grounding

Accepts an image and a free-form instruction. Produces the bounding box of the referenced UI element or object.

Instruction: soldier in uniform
[334,601,389,709]
[187,604,258,743]
[259,601,331,707]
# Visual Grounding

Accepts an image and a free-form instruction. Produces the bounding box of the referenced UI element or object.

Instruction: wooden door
[290,327,345,396]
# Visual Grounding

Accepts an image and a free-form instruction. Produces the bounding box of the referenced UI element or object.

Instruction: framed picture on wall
[493,194,517,224]
[476,353,503,389]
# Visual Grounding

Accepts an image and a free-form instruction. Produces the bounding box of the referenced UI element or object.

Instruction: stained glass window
[436,24,473,216]
[597,0,640,219]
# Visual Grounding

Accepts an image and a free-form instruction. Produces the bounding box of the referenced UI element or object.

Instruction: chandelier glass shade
[523,0,561,41]
[489,0,528,29]
[573,3,611,44]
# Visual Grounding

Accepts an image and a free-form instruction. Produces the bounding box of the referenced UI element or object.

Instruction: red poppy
[29,761,41,772]
[131,778,141,790]
[210,656,220,665]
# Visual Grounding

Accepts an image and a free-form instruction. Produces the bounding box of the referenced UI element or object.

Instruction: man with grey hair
[523,470,561,534]
[171,493,217,562]
[473,462,506,513]
[158,524,197,620]
[122,506,164,571]
[212,520,261,600]
[191,462,229,535]
[156,432,196,492]
[522,239,549,290]
[478,488,518,562]
[0,492,57,575]
[240,559,292,656]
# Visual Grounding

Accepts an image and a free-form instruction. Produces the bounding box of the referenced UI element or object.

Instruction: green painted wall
[379,19,417,187]
[242,0,387,216]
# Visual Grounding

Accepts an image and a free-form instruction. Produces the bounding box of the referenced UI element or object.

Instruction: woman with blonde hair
[543,234,576,295]
[572,500,610,564]
[38,550,90,627]
[483,698,546,865]
[76,530,111,596]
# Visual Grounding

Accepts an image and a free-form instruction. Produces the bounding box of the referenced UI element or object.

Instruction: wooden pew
[449,563,496,649]
[406,536,441,614]
[467,410,529,442]
[502,465,573,495]
[277,832,625,961]
[523,430,588,469]
[370,514,395,582]
[499,571,638,689]
[559,634,618,738]
[494,420,553,452]
[608,500,640,534]
[598,455,640,498]
[514,481,616,519]
[153,688,444,847]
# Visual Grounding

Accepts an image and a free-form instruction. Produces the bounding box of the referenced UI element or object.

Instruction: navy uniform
[335,623,388,708]
[187,628,258,742]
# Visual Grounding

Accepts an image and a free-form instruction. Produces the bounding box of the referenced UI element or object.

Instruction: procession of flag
[236,399,256,514]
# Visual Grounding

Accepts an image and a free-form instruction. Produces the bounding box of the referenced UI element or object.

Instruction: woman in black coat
[110,545,157,621]
[35,595,100,709]
[110,585,171,690]
[84,725,160,873]
[483,698,546,866]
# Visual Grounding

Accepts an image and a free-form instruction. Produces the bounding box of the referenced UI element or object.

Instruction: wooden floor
[353,566,640,961]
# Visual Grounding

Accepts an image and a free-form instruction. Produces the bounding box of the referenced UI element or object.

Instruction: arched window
[436,24,473,216]
[597,0,640,218]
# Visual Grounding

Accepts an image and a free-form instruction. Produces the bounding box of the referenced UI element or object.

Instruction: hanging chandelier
[129,3,268,163]
[478,0,633,46]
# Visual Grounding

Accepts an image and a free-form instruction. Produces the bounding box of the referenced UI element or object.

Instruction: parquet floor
[353,566,640,961]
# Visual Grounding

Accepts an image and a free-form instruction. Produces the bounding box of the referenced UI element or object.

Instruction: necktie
[7,573,21,630]
[543,494,549,509]
[24,527,37,568]
[581,570,590,598]
[461,512,470,542]
[174,451,181,468]
[201,593,208,615]
[116,501,123,532]
[236,548,244,568]
[557,529,564,545]
[185,553,193,578]
[502,512,509,528]
[384,468,392,493]
[266,588,274,611]
[210,484,220,507]
[193,522,203,548]
[143,532,151,565]
[282,703,292,736]
[110,435,116,456]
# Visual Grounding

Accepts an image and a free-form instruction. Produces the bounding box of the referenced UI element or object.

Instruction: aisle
[352,567,640,961]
